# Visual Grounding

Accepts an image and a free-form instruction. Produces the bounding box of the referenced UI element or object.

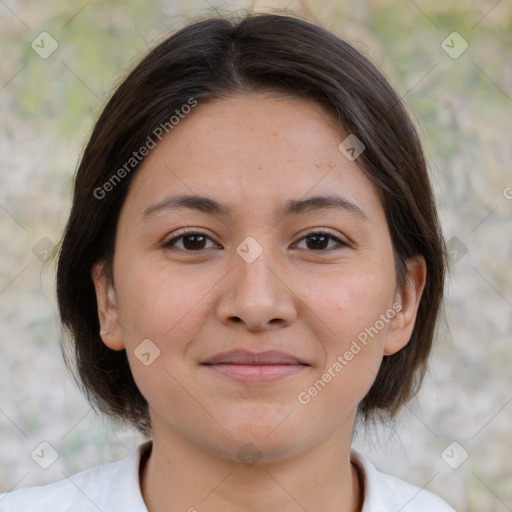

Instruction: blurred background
[0,1,511,510]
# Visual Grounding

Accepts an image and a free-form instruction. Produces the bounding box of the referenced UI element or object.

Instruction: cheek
[298,262,395,399]
[113,255,215,345]
[304,262,394,338]
[112,257,215,409]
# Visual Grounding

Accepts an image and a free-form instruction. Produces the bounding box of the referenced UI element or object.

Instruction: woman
[0,12,454,511]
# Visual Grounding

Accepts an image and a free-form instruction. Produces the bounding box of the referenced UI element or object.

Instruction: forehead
[121,93,383,223]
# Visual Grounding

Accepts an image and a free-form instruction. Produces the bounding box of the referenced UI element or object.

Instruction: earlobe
[384,255,427,356]
[91,261,125,351]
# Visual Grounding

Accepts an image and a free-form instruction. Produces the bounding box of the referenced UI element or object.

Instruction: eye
[163,229,348,253]
[294,230,347,251]
[163,230,220,252]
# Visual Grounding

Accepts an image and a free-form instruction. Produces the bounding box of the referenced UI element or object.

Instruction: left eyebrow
[142,193,368,221]
[281,194,368,220]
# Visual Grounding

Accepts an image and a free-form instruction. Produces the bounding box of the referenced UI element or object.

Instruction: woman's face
[93,93,425,462]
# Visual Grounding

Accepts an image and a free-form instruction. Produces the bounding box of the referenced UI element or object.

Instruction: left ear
[384,254,427,356]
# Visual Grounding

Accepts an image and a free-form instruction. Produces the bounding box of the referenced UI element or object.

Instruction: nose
[215,245,298,332]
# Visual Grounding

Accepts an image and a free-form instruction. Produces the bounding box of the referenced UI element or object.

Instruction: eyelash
[163,228,348,253]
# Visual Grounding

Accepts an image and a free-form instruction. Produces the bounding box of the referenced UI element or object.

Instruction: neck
[140,425,363,512]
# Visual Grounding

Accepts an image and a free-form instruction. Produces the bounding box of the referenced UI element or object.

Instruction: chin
[209,435,309,466]
[208,408,315,464]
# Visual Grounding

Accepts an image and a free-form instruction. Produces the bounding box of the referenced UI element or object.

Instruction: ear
[91,261,125,351]
[384,255,427,356]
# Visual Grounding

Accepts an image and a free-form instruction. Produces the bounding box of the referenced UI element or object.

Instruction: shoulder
[351,450,456,512]
[0,442,151,512]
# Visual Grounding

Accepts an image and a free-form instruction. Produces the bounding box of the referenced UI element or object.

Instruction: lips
[201,350,310,384]
[202,350,308,366]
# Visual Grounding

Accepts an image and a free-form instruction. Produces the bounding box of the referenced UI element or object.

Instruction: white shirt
[0,441,455,511]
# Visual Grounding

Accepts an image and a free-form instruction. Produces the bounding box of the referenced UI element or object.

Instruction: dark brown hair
[56,12,446,436]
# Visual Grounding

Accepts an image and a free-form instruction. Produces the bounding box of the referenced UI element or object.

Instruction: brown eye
[164,232,218,251]
[295,232,347,251]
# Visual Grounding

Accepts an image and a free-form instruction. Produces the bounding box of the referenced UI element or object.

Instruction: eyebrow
[142,193,368,221]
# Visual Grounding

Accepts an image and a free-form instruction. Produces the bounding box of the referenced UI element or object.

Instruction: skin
[92,92,426,512]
